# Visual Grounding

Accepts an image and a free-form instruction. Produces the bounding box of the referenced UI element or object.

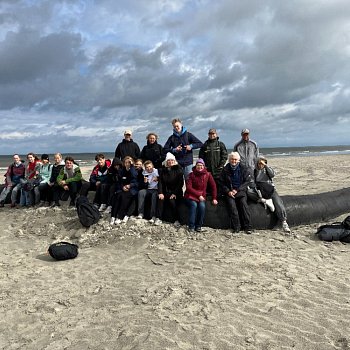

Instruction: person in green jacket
[199,128,228,184]
[53,156,82,207]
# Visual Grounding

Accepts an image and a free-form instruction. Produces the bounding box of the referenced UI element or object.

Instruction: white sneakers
[122,216,129,223]
[99,204,107,212]
[282,221,291,233]
[149,217,156,224]
[110,217,122,225]
[105,206,112,214]
[137,214,144,219]
[260,198,275,212]
[174,220,181,228]
[110,217,116,225]
[154,218,162,226]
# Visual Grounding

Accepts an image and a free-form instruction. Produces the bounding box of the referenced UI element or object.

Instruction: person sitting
[20,153,41,207]
[105,157,123,214]
[249,156,291,233]
[219,151,253,234]
[49,153,65,207]
[156,152,184,227]
[114,130,141,161]
[54,156,82,206]
[110,156,138,225]
[163,118,203,179]
[136,160,159,224]
[0,154,25,208]
[140,133,164,169]
[184,158,218,233]
[34,154,53,206]
[80,154,112,211]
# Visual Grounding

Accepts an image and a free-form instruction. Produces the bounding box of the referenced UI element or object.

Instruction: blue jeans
[182,164,193,180]
[186,199,206,229]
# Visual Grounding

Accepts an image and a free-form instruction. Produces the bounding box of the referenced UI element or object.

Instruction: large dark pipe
[176,187,350,229]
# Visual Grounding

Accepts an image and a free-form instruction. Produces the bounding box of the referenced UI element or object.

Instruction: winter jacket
[254,164,275,185]
[158,164,184,198]
[219,163,253,195]
[140,168,159,190]
[37,163,53,184]
[184,167,217,202]
[25,160,40,180]
[233,139,259,170]
[199,137,228,179]
[114,139,141,160]
[163,127,203,167]
[89,159,112,184]
[56,164,82,186]
[49,161,65,184]
[118,165,139,196]
[140,141,164,169]
[4,161,25,187]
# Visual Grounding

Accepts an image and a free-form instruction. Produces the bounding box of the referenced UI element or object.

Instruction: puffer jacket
[158,164,184,197]
[140,141,164,169]
[89,159,112,184]
[184,167,217,202]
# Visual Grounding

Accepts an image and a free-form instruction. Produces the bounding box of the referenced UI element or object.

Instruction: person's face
[229,156,240,166]
[124,133,131,140]
[242,133,249,141]
[145,164,153,173]
[208,132,217,140]
[166,159,175,167]
[97,158,105,167]
[257,160,266,170]
[134,161,143,170]
[124,159,132,168]
[13,155,20,163]
[148,135,156,144]
[42,159,49,164]
[27,154,34,163]
[173,122,182,133]
[65,160,74,169]
[196,163,204,171]
[54,155,62,164]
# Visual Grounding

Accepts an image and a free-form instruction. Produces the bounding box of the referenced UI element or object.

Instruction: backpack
[316,219,350,243]
[48,242,79,260]
[76,196,101,228]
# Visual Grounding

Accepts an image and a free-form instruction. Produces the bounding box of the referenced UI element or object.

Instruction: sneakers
[154,218,162,226]
[265,199,275,212]
[232,228,240,234]
[174,220,181,228]
[137,214,144,219]
[122,215,129,223]
[282,221,291,233]
[105,206,112,214]
[93,203,99,209]
[149,217,156,224]
[110,217,116,225]
[99,204,107,212]
[187,227,195,234]
[245,229,253,235]
[115,218,122,225]
[195,227,206,233]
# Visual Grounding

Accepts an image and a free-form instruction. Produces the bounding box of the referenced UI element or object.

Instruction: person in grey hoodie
[233,128,259,171]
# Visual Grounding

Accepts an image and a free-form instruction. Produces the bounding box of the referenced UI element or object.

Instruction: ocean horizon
[1,145,350,171]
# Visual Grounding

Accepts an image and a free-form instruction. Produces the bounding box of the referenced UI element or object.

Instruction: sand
[1,154,350,350]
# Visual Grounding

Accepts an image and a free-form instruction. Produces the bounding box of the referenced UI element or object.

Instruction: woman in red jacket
[184,158,218,233]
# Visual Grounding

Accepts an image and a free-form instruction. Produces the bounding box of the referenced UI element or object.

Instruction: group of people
[0,118,291,234]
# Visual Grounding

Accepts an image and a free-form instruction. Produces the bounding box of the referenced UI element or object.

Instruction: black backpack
[76,196,101,228]
[48,242,79,260]
[316,215,350,243]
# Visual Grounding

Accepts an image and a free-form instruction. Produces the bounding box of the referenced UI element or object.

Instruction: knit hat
[41,154,49,161]
[165,152,176,162]
[196,158,205,166]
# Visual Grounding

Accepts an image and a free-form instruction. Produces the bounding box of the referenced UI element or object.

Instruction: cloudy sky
[1,0,350,154]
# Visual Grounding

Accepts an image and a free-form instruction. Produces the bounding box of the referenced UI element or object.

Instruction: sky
[1,0,350,155]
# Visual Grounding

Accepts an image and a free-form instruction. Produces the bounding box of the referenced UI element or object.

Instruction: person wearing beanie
[199,128,228,184]
[156,152,184,227]
[184,158,218,233]
[248,156,291,233]
[233,128,259,172]
[219,151,253,234]
[163,118,203,179]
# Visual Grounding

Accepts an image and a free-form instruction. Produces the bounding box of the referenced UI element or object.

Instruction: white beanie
[165,152,176,161]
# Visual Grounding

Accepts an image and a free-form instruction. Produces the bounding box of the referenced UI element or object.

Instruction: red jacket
[184,168,217,202]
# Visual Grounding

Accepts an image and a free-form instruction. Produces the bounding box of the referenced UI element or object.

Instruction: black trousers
[111,191,136,219]
[225,193,251,230]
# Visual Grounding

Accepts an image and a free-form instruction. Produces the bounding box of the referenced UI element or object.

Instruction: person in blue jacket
[163,118,203,179]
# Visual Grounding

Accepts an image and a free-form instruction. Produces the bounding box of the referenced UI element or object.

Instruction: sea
[1,145,350,173]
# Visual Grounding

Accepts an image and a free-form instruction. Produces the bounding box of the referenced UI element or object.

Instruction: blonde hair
[228,151,240,160]
[171,118,182,125]
[122,156,134,166]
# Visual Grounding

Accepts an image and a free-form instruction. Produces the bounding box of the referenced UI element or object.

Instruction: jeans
[186,199,206,229]
[138,189,158,217]
[182,164,193,180]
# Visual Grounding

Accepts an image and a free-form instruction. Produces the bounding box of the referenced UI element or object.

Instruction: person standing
[163,118,203,179]
[219,152,253,234]
[199,128,228,184]
[0,154,25,207]
[234,128,259,172]
[114,130,141,161]
[140,133,164,169]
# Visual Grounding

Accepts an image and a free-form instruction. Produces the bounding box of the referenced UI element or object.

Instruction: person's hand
[63,185,69,191]
[175,145,182,152]
[212,199,218,205]
[199,195,205,202]
[185,145,191,151]
[170,194,176,200]
[96,181,101,187]
[158,194,164,200]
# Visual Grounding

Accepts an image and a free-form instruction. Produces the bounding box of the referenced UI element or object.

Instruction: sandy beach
[1,154,350,350]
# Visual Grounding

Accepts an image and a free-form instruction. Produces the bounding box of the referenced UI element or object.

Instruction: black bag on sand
[76,196,101,228]
[316,220,350,243]
[48,242,79,260]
